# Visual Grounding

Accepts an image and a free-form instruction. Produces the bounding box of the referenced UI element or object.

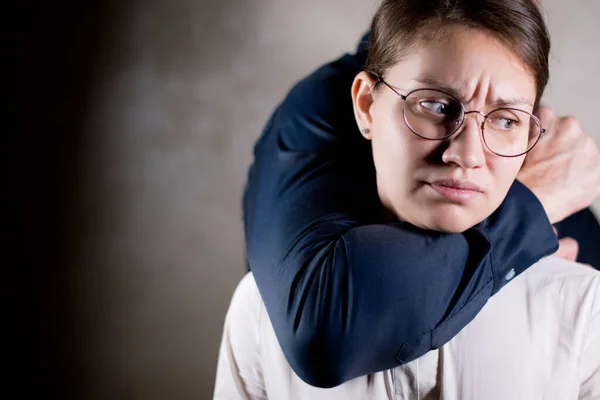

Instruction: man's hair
[365,0,551,103]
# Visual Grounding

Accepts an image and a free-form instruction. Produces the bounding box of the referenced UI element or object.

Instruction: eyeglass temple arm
[367,71,407,100]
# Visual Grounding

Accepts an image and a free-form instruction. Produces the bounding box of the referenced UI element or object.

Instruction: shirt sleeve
[242,44,559,388]
[214,274,267,400]
[579,277,600,399]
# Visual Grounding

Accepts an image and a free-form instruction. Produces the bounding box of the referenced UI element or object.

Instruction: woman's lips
[429,180,482,202]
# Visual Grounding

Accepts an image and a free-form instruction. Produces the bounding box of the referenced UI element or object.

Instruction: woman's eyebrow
[413,77,464,99]
[414,77,533,108]
[491,98,534,108]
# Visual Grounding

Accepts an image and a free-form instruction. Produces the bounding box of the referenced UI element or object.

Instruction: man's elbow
[279,331,349,388]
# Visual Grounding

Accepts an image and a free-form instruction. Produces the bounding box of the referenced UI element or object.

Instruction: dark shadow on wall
[10,1,121,398]
[10,0,264,398]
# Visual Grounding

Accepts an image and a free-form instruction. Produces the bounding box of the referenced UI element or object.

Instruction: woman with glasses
[215,0,600,398]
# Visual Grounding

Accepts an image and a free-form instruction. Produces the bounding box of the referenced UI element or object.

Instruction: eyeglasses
[374,76,546,157]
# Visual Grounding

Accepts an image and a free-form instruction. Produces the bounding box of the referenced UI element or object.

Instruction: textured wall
[13,0,599,399]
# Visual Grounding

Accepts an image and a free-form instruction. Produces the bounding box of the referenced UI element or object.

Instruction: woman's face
[352,26,537,233]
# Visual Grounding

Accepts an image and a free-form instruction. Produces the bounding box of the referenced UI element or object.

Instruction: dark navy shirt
[242,36,600,388]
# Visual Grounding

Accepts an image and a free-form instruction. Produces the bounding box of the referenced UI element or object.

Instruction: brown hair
[365,0,551,103]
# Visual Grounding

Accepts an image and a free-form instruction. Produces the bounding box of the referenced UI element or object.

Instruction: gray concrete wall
[13,0,599,399]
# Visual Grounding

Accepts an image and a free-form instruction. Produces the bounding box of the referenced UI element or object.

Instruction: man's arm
[516,106,600,268]
[243,49,559,387]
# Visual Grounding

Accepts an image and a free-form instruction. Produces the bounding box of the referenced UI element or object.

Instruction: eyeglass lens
[402,89,541,157]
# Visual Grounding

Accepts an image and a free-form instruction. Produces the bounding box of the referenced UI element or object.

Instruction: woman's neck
[383,207,399,224]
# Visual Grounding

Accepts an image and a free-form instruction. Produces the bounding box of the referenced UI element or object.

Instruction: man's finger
[554,237,579,262]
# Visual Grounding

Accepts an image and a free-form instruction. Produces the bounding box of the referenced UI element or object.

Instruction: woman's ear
[351,71,377,140]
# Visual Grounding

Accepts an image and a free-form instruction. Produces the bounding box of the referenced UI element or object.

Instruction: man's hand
[551,225,579,261]
[555,237,579,261]
[517,107,600,224]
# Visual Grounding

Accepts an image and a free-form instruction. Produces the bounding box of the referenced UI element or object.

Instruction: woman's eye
[420,101,448,114]
[493,117,518,129]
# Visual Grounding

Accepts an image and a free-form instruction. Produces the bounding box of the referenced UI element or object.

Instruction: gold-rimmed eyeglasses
[373,74,545,158]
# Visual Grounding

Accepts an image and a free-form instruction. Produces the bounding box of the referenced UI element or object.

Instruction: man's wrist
[527,187,557,224]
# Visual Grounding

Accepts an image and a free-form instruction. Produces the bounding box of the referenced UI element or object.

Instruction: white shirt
[214,257,600,399]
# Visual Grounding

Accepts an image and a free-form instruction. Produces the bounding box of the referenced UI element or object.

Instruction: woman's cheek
[490,159,524,203]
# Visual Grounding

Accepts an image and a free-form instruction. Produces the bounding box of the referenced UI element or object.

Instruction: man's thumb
[554,237,579,262]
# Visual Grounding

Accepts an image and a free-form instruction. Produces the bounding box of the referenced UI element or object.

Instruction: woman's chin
[420,207,485,233]
[430,221,471,233]
[391,201,490,233]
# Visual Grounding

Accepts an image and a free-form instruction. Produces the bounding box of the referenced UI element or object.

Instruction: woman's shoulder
[515,256,599,329]
[523,257,600,394]
[484,256,599,331]
[524,256,600,295]
[227,272,264,322]
[221,272,265,355]
[215,274,269,398]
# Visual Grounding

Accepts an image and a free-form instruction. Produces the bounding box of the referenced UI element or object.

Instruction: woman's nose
[441,115,485,169]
